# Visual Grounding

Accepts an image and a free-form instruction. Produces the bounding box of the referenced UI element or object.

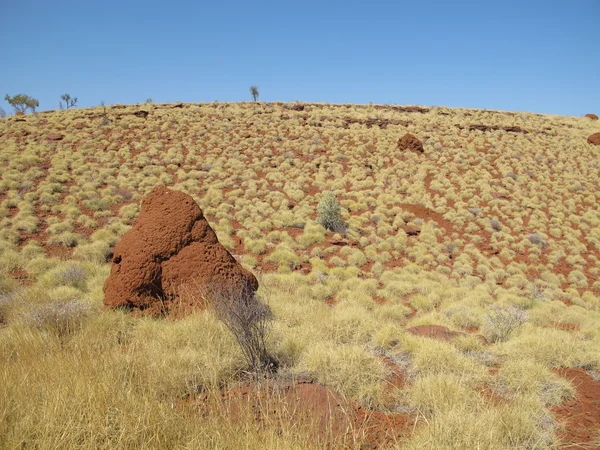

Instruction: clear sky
[1,0,598,116]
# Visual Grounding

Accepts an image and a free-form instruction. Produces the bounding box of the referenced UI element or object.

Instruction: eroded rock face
[398,133,423,153]
[588,133,600,146]
[584,114,598,121]
[103,185,257,317]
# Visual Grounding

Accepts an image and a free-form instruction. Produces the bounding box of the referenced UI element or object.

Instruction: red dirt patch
[406,325,464,341]
[552,368,600,449]
[584,114,598,121]
[550,322,580,332]
[398,203,454,234]
[197,379,414,449]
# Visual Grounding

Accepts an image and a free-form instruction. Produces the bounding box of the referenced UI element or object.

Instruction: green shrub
[317,191,345,232]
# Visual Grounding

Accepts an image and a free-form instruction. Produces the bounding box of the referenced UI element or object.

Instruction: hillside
[1,102,599,449]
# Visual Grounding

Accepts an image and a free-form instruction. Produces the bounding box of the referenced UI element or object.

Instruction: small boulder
[47,133,64,141]
[403,226,421,236]
[103,185,258,317]
[398,133,424,153]
[588,133,600,146]
[585,114,598,121]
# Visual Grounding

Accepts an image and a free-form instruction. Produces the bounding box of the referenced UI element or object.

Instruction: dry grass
[1,101,600,448]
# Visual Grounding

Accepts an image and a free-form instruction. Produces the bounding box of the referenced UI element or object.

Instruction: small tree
[317,191,345,233]
[59,93,78,110]
[4,93,39,113]
[250,85,259,102]
[0,107,6,118]
[203,280,277,375]
[145,98,154,104]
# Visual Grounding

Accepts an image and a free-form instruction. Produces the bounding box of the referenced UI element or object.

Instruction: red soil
[197,379,414,449]
[552,368,600,449]
[407,324,488,344]
[406,324,464,341]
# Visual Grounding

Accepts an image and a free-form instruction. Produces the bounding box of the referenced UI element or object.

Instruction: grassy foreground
[1,102,600,448]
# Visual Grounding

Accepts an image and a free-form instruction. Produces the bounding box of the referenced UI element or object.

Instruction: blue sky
[1,0,598,115]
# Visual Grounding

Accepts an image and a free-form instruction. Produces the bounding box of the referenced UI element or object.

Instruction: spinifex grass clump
[483,304,528,343]
[25,298,93,336]
[317,191,345,233]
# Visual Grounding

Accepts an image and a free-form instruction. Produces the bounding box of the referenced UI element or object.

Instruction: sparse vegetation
[250,85,259,102]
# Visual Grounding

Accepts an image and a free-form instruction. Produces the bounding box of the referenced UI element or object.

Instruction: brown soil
[398,203,454,234]
[584,114,598,121]
[552,368,600,449]
[550,322,580,332]
[196,379,414,449]
[406,324,465,341]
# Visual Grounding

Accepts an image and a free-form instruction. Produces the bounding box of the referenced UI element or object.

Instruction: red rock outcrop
[103,185,257,317]
[584,113,598,120]
[398,133,424,153]
[588,133,600,146]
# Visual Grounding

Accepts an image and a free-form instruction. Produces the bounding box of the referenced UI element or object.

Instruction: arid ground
[1,102,599,449]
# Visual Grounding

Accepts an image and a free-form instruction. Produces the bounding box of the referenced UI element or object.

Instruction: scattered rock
[456,124,529,134]
[398,133,424,153]
[587,133,600,146]
[341,117,410,129]
[374,105,430,114]
[132,111,149,119]
[584,113,598,120]
[403,226,420,236]
[287,103,305,111]
[103,185,258,317]
[47,133,64,141]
